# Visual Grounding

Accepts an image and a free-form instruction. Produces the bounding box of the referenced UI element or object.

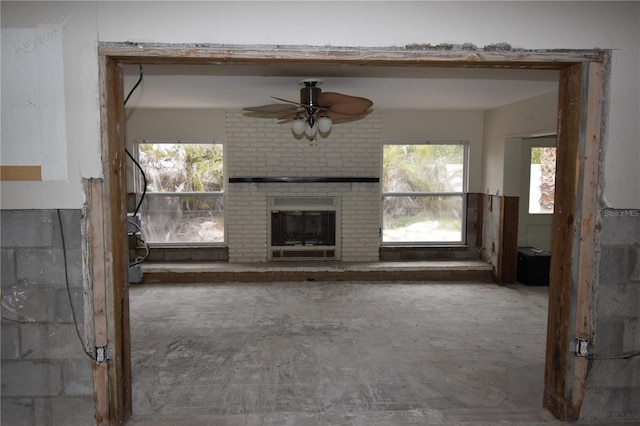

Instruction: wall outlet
[575,338,589,357]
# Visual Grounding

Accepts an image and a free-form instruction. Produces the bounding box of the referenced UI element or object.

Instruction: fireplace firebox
[268,197,340,259]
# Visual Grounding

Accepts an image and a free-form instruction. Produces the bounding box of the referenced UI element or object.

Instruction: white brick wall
[226,110,382,262]
[340,183,380,262]
[226,182,268,262]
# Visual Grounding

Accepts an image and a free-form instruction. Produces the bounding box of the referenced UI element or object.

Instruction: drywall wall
[0,1,638,209]
[125,109,227,144]
[482,91,558,196]
[2,27,67,181]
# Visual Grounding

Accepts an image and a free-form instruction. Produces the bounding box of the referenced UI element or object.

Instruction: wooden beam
[543,63,583,420]
[0,165,42,181]
[476,194,484,248]
[99,54,132,425]
[571,60,605,420]
[497,196,519,284]
[98,44,606,69]
[86,178,109,425]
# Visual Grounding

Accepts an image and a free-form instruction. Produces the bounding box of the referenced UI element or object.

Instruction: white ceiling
[122,64,559,111]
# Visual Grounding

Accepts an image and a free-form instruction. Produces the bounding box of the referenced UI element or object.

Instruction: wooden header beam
[98,43,606,69]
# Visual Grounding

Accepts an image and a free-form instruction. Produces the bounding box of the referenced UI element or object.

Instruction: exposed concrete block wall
[226,110,382,262]
[1,210,94,425]
[581,210,640,420]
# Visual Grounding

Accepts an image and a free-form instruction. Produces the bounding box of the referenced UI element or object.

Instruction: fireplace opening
[271,211,336,246]
[268,196,340,260]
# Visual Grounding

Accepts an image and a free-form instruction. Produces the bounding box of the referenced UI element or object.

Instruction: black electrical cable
[3,212,97,360]
[0,315,25,323]
[58,209,96,361]
[588,351,640,360]
[124,64,143,106]
[126,148,147,216]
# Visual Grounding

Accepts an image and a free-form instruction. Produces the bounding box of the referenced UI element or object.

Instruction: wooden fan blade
[277,111,299,121]
[278,110,363,122]
[326,111,362,121]
[317,92,373,116]
[272,96,330,111]
[243,104,299,114]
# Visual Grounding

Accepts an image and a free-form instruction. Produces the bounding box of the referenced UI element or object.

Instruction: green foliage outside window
[136,142,225,244]
[382,143,466,243]
[138,143,223,193]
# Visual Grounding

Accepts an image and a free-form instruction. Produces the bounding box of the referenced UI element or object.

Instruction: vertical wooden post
[570,60,605,420]
[469,192,484,249]
[99,54,132,425]
[543,63,583,420]
[86,178,110,424]
[497,196,519,284]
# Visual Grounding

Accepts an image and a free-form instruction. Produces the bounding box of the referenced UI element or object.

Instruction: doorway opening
[96,44,607,424]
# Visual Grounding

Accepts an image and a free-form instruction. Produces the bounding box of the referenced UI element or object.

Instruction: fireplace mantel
[229,177,379,183]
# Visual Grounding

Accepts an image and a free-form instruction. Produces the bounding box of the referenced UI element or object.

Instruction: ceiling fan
[243,79,373,139]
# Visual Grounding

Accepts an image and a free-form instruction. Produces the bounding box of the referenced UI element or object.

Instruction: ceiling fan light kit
[317,115,332,133]
[243,78,373,141]
[292,115,307,135]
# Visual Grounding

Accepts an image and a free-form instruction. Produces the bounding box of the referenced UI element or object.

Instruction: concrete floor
[125,281,606,425]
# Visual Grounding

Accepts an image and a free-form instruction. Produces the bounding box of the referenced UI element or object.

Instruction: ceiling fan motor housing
[299,80,323,109]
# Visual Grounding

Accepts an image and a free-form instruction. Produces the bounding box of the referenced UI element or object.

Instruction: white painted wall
[1,1,638,208]
[483,91,559,196]
[125,109,227,144]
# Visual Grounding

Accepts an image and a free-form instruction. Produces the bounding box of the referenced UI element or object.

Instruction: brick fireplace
[225,109,383,262]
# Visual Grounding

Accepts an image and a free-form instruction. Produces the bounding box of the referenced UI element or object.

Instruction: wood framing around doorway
[96,44,607,425]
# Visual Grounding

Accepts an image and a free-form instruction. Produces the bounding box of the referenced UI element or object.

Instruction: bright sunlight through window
[382,142,467,244]
[136,141,224,245]
[528,147,556,214]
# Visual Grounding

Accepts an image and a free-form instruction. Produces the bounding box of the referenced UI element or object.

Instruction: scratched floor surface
[126,282,571,425]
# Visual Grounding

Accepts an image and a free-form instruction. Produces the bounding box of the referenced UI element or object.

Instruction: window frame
[381,141,468,246]
[134,139,226,246]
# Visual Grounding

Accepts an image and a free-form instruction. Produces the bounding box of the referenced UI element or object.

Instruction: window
[382,142,467,244]
[528,146,556,214]
[135,141,224,244]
